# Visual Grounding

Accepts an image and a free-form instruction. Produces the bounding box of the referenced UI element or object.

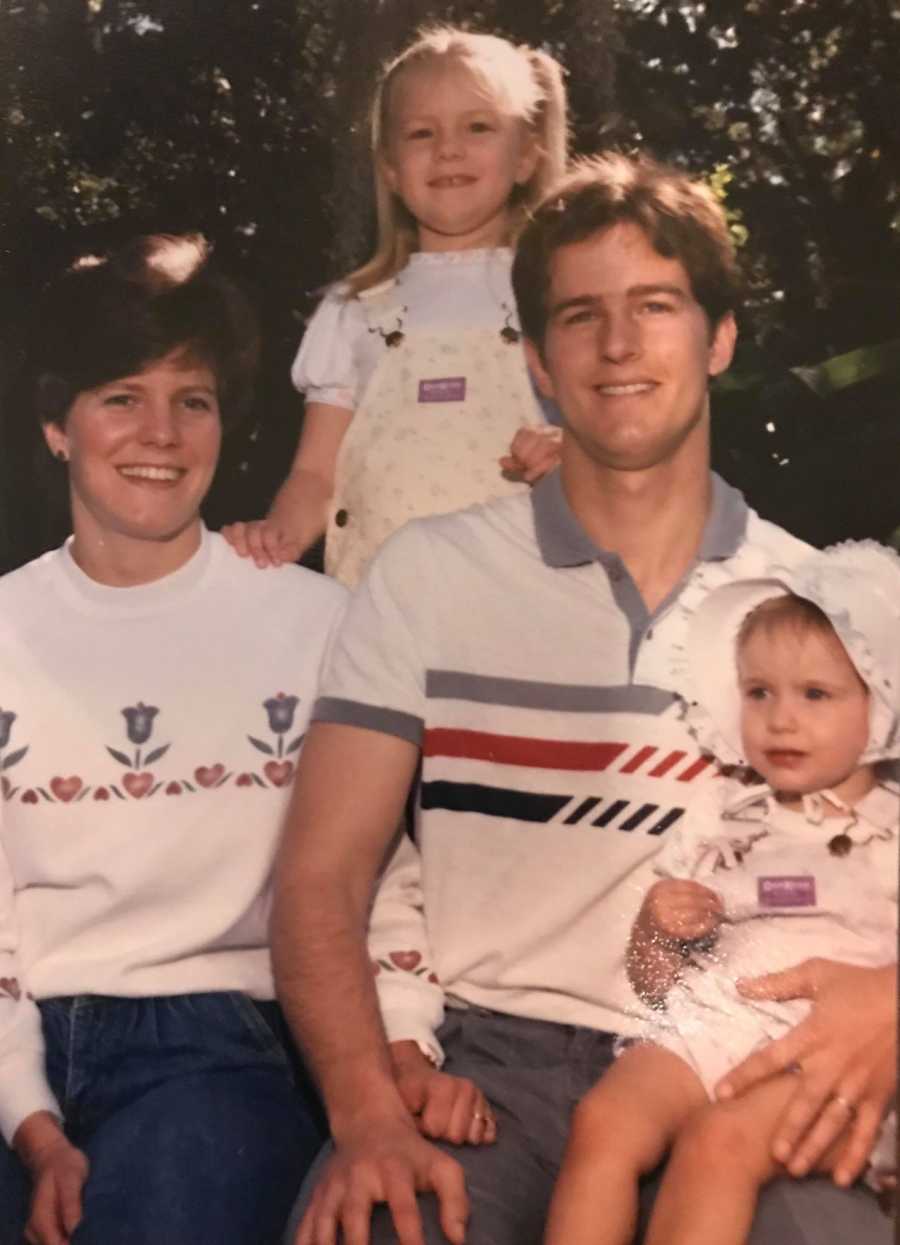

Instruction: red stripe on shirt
[423,729,629,771]
[676,756,714,782]
[619,745,657,774]
[648,750,687,778]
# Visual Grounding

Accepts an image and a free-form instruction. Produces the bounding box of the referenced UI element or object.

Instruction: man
[275,155,896,1245]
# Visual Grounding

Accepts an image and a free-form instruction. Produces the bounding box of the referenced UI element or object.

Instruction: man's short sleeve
[313,524,432,745]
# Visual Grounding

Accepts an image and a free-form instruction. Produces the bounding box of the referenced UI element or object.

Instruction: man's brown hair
[513,152,741,347]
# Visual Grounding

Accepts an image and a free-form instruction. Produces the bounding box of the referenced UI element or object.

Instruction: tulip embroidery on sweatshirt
[4,694,304,803]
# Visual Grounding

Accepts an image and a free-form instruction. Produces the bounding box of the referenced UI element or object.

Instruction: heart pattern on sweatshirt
[195,764,226,789]
[8,690,305,802]
[50,775,83,803]
[123,772,154,799]
[263,760,293,788]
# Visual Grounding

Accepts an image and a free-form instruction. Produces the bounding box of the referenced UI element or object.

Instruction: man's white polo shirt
[313,472,810,1050]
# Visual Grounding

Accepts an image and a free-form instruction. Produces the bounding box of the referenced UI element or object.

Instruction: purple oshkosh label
[418,376,466,404]
[758,876,816,908]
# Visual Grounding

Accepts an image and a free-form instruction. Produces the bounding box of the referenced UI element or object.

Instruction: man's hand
[15,1112,89,1245]
[390,1041,497,1147]
[220,518,303,568]
[715,958,897,1186]
[637,878,724,945]
[295,1115,469,1245]
[499,425,562,484]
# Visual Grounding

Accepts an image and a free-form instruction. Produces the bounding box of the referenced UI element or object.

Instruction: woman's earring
[54,448,68,463]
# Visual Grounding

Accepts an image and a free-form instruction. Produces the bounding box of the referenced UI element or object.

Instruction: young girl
[545,542,899,1245]
[224,25,567,586]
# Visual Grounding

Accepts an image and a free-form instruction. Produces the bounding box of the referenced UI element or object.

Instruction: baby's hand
[639,879,724,946]
[499,425,562,484]
[220,519,303,569]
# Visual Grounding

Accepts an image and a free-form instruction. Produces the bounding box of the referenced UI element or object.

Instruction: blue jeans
[1,992,324,1245]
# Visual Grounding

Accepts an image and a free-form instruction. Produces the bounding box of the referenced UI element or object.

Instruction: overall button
[335,509,349,527]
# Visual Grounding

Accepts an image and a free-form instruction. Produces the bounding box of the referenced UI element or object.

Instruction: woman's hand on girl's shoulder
[221,518,303,568]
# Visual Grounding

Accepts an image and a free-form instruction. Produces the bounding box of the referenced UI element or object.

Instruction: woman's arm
[0,833,86,1245]
[369,835,496,1147]
[222,401,353,567]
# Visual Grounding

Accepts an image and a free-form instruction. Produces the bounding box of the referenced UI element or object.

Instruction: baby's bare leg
[544,1044,707,1245]
[645,1071,803,1245]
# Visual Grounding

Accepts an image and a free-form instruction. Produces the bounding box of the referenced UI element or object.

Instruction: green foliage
[0,0,897,565]
[706,166,749,251]
[610,0,900,357]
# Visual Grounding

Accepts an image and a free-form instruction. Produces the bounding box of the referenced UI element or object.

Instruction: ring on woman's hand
[473,1111,491,1123]
[829,1094,857,1118]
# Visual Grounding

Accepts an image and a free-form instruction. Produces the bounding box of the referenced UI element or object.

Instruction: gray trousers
[287,1008,892,1244]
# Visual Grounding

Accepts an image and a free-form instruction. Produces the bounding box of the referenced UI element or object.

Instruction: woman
[0,235,345,1245]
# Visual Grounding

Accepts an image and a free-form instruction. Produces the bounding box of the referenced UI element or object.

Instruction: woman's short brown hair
[29,234,259,433]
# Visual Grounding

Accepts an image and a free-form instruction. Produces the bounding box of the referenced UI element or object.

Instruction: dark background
[1,0,898,570]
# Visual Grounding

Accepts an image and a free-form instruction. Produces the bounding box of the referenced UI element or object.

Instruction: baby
[545,542,899,1245]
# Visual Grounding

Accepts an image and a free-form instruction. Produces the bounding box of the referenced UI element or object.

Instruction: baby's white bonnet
[677,540,900,768]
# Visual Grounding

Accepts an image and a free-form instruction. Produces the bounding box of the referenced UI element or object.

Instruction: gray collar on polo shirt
[531,469,747,570]
[530,469,749,675]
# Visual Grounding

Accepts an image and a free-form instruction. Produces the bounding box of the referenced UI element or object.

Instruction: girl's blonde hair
[345,25,568,296]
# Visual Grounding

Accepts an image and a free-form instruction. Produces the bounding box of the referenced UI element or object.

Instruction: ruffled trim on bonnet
[668,561,751,764]
[671,539,900,768]
[669,569,784,766]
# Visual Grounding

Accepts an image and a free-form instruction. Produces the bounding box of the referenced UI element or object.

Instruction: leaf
[251,773,266,787]
[149,783,162,797]
[37,788,52,801]
[183,781,196,793]
[143,743,170,765]
[793,339,900,398]
[286,734,305,755]
[247,735,275,756]
[110,786,126,800]
[216,772,232,786]
[107,747,132,767]
[76,787,91,801]
[2,746,28,770]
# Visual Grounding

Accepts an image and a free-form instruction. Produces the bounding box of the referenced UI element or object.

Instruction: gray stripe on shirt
[425,671,676,715]
[312,697,424,744]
